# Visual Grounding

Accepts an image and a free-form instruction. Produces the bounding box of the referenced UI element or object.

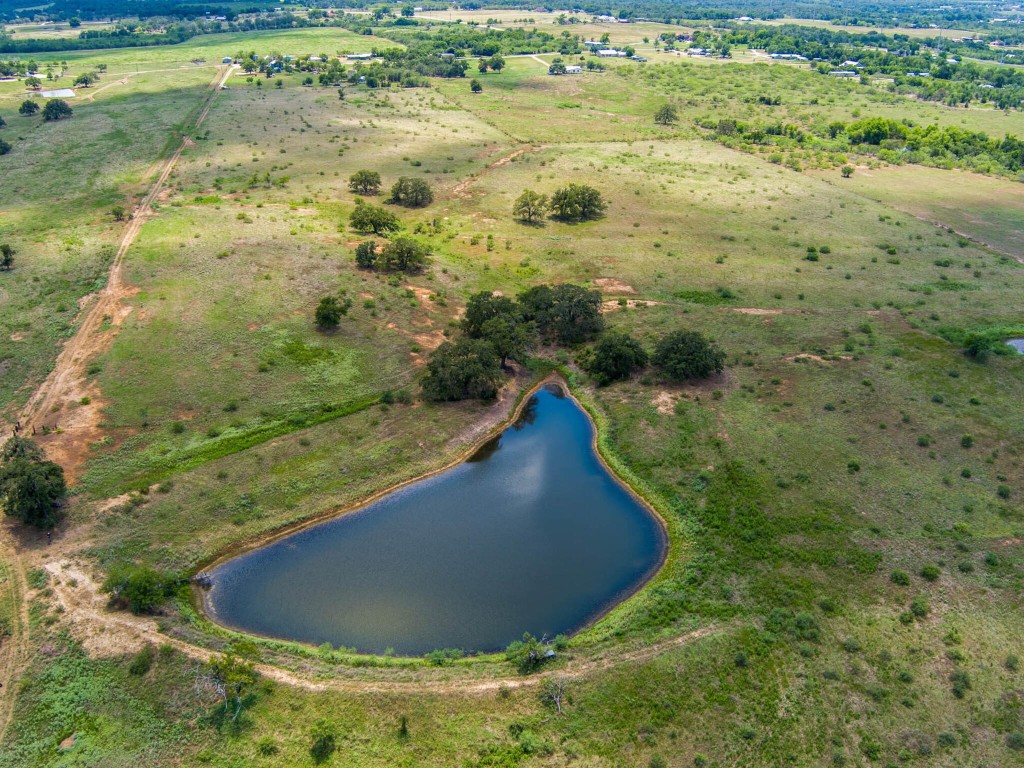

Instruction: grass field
[1,21,1023,768]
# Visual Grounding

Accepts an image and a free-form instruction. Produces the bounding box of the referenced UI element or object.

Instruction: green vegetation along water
[203,383,667,655]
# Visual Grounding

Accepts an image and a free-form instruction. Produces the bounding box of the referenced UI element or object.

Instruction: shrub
[128,644,155,675]
[891,570,910,586]
[354,240,377,268]
[960,434,974,448]
[909,597,929,618]
[309,720,336,763]
[101,564,176,614]
[505,632,551,675]
[920,564,941,582]
[950,669,971,698]
[425,648,464,666]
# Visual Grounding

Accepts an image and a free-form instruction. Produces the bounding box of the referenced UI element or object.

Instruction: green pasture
[1,23,1023,768]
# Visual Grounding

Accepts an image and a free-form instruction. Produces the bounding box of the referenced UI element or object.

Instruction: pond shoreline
[192,371,671,658]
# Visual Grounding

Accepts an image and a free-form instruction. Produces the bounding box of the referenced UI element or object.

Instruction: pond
[202,383,667,655]
[1008,338,1024,354]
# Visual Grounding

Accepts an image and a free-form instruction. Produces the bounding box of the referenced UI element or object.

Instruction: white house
[346,52,373,60]
[565,65,583,74]
[597,49,625,57]
[829,70,858,78]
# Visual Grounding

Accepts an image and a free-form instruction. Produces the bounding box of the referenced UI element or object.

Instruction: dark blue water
[204,384,666,655]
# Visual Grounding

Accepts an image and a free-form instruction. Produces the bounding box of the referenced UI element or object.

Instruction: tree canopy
[548,183,606,222]
[0,244,13,271]
[18,99,40,116]
[379,236,429,272]
[348,169,381,195]
[512,189,548,224]
[421,337,503,401]
[315,295,351,330]
[101,563,177,614]
[653,330,726,381]
[42,98,73,121]
[654,103,678,125]
[388,176,433,208]
[587,332,648,385]
[349,201,400,234]
[0,437,66,529]
[519,283,604,344]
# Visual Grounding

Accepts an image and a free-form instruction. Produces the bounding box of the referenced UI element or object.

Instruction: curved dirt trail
[0,64,235,745]
[43,559,718,695]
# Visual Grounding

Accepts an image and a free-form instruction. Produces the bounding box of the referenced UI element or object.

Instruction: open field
[0,20,1022,768]
[759,17,979,39]
[820,165,1024,260]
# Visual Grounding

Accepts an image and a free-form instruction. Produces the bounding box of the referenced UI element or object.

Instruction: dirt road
[0,63,235,745]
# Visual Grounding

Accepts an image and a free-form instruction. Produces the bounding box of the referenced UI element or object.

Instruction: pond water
[1008,338,1024,354]
[203,384,666,655]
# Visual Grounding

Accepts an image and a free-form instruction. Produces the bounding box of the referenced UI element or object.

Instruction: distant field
[2,20,118,39]
[819,165,1024,260]
[759,17,978,39]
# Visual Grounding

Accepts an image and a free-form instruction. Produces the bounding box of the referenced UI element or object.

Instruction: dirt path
[0,65,234,744]
[16,65,235,479]
[452,146,534,198]
[42,558,718,695]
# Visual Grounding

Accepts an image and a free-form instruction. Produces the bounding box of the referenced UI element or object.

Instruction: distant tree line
[697,111,1024,178]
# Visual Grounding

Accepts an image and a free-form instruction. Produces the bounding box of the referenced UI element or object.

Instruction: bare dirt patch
[730,307,786,316]
[594,278,636,294]
[8,332,25,342]
[405,284,437,311]
[601,299,663,313]
[784,353,852,364]
[651,391,677,415]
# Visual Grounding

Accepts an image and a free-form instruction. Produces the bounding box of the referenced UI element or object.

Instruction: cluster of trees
[423,284,604,401]
[716,23,1024,110]
[0,437,66,529]
[700,111,1024,178]
[348,171,432,207]
[584,329,726,385]
[353,237,430,273]
[512,184,606,224]
[422,285,726,399]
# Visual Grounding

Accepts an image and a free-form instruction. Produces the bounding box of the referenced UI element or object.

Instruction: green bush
[101,564,177,614]
[920,564,941,582]
[128,644,155,676]
[890,570,911,586]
